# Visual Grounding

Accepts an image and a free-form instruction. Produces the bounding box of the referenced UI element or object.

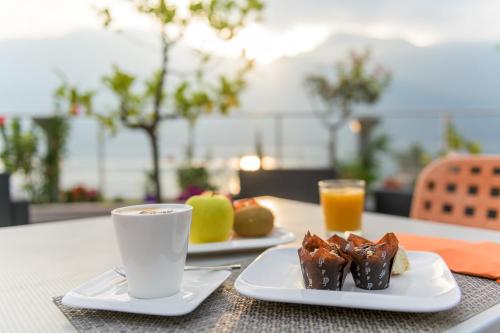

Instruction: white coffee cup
[112,204,192,299]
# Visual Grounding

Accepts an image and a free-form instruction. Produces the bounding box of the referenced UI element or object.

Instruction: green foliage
[306,49,391,165]
[216,68,249,114]
[177,166,215,191]
[102,66,136,98]
[97,8,112,27]
[101,0,264,41]
[143,169,157,199]
[137,0,178,25]
[394,143,432,172]
[69,0,264,200]
[0,118,38,175]
[34,116,70,203]
[393,119,482,187]
[0,118,39,196]
[363,133,389,171]
[174,81,212,125]
[91,0,263,136]
[91,0,263,133]
[54,80,94,116]
[112,196,125,203]
[393,143,432,186]
[443,121,482,155]
[306,49,391,120]
[45,80,96,202]
[0,115,70,203]
[1,80,99,203]
[99,66,161,132]
[174,58,252,127]
[340,133,389,189]
[339,162,377,187]
[189,0,263,39]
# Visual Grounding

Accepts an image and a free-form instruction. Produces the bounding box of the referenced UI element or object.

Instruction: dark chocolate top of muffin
[353,242,386,257]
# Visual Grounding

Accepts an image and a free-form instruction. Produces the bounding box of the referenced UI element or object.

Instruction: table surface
[1,197,499,333]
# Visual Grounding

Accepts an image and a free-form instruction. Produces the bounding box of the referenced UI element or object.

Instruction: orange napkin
[396,233,500,282]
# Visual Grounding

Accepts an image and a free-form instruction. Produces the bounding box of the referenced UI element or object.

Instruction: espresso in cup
[112,204,192,299]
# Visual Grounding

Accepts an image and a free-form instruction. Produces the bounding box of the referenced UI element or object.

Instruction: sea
[7,111,500,200]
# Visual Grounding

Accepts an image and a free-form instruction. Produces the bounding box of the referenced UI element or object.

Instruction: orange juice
[319,180,365,233]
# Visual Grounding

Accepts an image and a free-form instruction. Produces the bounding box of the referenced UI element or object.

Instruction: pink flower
[0,115,6,127]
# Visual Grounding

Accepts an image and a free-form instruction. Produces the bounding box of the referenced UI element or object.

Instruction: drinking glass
[318,179,365,236]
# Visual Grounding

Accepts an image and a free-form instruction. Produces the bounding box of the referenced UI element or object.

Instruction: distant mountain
[242,33,500,113]
[1,30,500,115]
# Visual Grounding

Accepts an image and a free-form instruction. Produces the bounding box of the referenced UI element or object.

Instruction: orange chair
[411,155,500,230]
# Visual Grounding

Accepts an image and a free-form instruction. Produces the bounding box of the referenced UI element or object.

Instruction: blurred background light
[349,120,362,134]
[239,155,261,171]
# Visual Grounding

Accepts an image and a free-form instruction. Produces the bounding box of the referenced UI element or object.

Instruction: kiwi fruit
[234,205,274,237]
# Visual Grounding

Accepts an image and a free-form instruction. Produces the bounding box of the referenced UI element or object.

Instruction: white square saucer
[235,248,461,312]
[62,269,231,316]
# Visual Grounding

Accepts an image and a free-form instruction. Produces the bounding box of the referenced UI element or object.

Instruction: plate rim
[234,247,461,313]
[62,269,231,316]
[187,226,295,254]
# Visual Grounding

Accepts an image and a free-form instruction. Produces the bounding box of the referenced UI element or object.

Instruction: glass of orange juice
[318,179,365,236]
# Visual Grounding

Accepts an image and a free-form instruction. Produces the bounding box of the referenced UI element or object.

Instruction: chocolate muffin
[298,231,351,290]
[344,233,399,290]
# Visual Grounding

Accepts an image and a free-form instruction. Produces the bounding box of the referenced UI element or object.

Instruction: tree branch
[158,113,179,120]
[153,33,169,125]
[119,101,150,131]
[121,119,149,131]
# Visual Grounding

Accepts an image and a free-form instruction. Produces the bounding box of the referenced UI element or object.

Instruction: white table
[0,197,499,333]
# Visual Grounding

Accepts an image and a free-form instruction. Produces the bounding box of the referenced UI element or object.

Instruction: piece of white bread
[391,247,410,275]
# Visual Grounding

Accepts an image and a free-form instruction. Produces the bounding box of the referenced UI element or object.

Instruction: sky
[2,0,500,197]
[1,0,500,64]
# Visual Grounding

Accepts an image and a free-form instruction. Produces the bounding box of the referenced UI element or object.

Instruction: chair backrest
[238,168,337,203]
[411,155,500,230]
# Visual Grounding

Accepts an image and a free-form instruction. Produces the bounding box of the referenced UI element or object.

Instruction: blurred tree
[393,143,432,186]
[306,49,391,166]
[0,82,95,203]
[0,118,39,198]
[174,53,253,165]
[177,166,214,192]
[340,133,389,190]
[32,80,95,203]
[53,80,94,117]
[392,116,481,188]
[77,0,263,202]
[32,116,70,203]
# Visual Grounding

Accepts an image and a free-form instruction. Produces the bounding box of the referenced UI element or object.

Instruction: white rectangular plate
[235,248,461,312]
[62,269,231,316]
[188,226,295,254]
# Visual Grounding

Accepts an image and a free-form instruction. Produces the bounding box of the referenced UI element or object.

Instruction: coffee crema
[120,208,175,215]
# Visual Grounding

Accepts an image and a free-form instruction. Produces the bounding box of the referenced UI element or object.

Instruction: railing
[1,108,500,199]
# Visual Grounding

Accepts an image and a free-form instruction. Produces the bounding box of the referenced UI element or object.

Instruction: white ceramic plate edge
[234,248,461,313]
[188,226,295,254]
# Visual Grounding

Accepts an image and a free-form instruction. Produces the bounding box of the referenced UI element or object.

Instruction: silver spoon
[114,264,241,278]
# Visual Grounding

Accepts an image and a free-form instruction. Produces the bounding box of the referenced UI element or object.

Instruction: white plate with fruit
[186,195,295,254]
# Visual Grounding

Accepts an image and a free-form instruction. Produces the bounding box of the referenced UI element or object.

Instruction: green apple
[186,192,234,243]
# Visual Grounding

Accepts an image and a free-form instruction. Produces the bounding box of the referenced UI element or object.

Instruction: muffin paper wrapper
[298,232,351,291]
[345,233,399,290]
